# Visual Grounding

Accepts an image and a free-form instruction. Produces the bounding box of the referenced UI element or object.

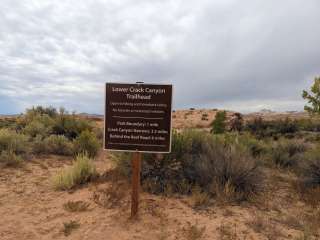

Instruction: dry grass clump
[217,223,239,240]
[302,208,320,238]
[191,186,211,209]
[247,214,267,233]
[301,187,320,207]
[92,182,126,209]
[53,154,98,190]
[63,201,90,212]
[280,215,304,231]
[290,208,320,239]
[247,214,284,240]
[0,150,23,167]
[183,223,206,240]
[63,220,80,236]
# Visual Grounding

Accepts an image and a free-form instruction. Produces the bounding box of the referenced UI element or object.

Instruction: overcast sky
[0,0,319,114]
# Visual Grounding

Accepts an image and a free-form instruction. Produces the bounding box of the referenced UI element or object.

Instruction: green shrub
[302,147,320,188]
[205,145,263,201]
[44,135,73,155]
[73,130,100,158]
[92,126,104,140]
[116,130,264,202]
[110,152,131,177]
[245,117,267,136]
[237,134,267,157]
[211,132,267,158]
[0,150,23,167]
[229,113,243,132]
[31,135,47,154]
[52,109,93,139]
[297,118,320,132]
[268,139,308,168]
[275,118,298,135]
[0,129,29,154]
[26,106,58,118]
[16,106,93,139]
[245,117,299,139]
[23,120,50,138]
[32,135,73,155]
[18,106,94,140]
[0,118,16,129]
[17,107,56,131]
[211,111,226,134]
[53,154,98,190]
[139,130,205,194]
[305,160,320,187]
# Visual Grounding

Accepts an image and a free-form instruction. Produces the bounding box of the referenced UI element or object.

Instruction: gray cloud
[0,0,319,114]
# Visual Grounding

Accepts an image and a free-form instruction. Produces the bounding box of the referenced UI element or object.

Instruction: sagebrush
[114,130,264,202]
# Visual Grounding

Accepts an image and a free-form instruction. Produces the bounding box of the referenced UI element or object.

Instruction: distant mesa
[259,109,275,114]
[78,113,103,118]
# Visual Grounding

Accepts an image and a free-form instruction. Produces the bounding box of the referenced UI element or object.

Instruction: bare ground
[0,151,318,240]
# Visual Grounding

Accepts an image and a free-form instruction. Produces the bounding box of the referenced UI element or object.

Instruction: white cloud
[0,0,319,114]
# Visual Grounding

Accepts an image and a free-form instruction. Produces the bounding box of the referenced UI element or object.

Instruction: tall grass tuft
[0,150,23,167]
[0,129,29,154]
[73,130,100,158]
[0,129,29,167]
[53,154,98,190]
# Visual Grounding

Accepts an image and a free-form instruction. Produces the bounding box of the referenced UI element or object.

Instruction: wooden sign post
[104,82,172,219]
[131,151,141,218]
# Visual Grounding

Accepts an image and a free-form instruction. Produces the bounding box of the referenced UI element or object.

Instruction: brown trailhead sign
[104,82,172,153]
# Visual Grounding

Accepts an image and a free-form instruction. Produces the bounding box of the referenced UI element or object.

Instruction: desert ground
[0,109,319,240]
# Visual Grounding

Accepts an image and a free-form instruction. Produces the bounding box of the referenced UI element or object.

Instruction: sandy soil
[0,151,318,240]
[172,109,236,129]
[172,109,312,130]
[4,109,310,131]
[91,109,311,131]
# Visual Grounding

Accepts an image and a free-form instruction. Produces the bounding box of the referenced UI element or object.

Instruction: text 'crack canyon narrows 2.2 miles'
[104,83,172,153]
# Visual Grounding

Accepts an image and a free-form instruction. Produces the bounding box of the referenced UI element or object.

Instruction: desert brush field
[0,106,319,240]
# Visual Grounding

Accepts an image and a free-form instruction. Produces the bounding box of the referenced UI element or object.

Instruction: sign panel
[104,83,172,153]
